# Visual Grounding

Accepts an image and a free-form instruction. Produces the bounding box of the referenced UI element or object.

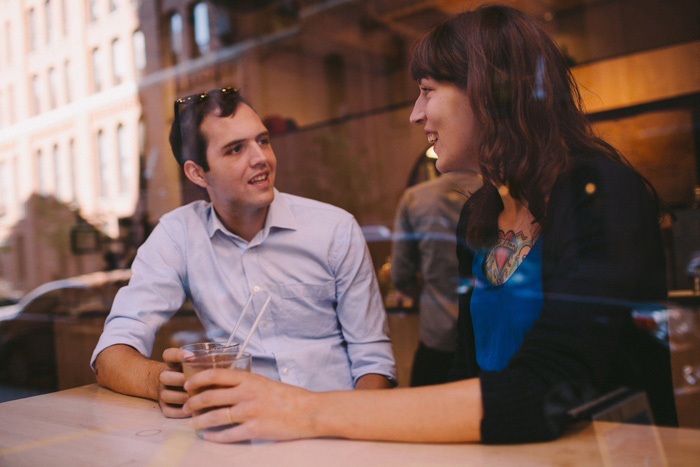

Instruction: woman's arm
[182,370,483,443]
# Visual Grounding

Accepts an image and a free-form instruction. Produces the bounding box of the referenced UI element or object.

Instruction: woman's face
[410,77,478,173]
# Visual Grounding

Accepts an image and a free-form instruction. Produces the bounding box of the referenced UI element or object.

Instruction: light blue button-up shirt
[92,190,396,391]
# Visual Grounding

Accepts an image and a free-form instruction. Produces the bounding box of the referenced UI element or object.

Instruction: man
[391,168,481,386]
[92,87,395,418]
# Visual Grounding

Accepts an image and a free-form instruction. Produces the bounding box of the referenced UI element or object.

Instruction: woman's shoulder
[553,152,651,201]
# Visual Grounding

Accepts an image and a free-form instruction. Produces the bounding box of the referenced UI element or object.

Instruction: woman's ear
[184,160,207,188]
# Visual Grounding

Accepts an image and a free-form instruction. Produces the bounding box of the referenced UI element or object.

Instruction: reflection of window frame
[91,46,104,93]
[117,123,130,195]
[87,0,98,22]
[31,74,41,115]
[132,29,146,78]
[45,0,52,44]
[37,149,50,195]
[0,161,7,216]
[61,0,68,36]
[97,129,109,198]
[68,138,76,203]
[167,11,183,65]
[63,60,72,102]
[27,7,36,52]
[191,2,210,57]
[48,67,58,109]
[53,144,63,199]
[111,38,125,85]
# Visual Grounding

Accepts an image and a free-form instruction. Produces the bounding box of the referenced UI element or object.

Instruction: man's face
[197,103,277,215]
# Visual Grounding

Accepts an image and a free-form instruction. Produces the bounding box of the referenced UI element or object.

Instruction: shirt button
[282,367,290,375]
[253,285,261,292]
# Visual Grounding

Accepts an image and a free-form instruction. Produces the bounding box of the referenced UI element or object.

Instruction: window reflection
[111,38,125,85]
[97,129,108,198]
[168,12,183,65]
[192,2,210,56]
[91,47,103,92]
[132,29,146,78]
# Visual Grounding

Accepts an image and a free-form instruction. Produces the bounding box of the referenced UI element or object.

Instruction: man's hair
[410,5,658,247]
[169,88,246,171]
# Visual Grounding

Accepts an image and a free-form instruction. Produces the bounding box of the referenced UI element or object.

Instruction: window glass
[48,67,58,109]
[91,47,104,92]
[31,74,41,115]
[97,129,109,197]
[27,8,36,51]
[117,123,130,194]
[132,29,146,78]
[111,38,126,85]
[37,149,49,195]
[63,60,72,102]
[192,2,209,56]
[45,0,52,43]
[168,12,183,64]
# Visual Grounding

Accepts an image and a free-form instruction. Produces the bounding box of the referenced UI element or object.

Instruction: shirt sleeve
[330,215,397,384]
[90,221,188,369]
[390,191,421,295]
[477,160,674,443]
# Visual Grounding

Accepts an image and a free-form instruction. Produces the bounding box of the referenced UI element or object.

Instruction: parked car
[0,270,132,391]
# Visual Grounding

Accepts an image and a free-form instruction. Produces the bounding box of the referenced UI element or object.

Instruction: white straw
[235,294,272,360]
[225,292,255,347]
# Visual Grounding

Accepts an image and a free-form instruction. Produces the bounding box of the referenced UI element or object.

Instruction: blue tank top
[470,237,544,371]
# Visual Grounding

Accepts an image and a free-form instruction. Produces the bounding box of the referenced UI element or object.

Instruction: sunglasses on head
[173,86,239,121]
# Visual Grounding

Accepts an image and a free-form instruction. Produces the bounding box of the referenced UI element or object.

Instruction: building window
[109,0,118,13]
[169,12,183,65]
[0,161,7,216]
[4,22,11,64]
[88,0,98,22]
[132,29,146,78]
[31,74,41,115]
[92,47,104,92]
[192,2,210,56]
[61,0,68,35]
[97,130,109,197]
[48,67,59,109]
[8,85,15,124]
[37,149,50,195]
[111,38,125,85]
[117,123,130,194]
[64,60,72,102]
[45,0,52,43]
[27,8,37,52]
[68,138,76,202]
[53,144,67,200]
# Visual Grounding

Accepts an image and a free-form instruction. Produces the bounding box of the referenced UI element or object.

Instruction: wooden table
[1,385,699,466]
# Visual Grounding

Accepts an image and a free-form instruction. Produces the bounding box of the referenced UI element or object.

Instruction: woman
[182,5,677,443]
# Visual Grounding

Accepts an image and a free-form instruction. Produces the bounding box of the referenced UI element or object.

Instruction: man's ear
[184,160,207,188]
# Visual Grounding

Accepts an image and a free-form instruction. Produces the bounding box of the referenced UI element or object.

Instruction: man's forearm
[94,344,166,400]
[355,373,395,389]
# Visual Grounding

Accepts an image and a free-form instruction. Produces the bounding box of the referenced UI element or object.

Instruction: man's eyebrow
[221,131,270,151]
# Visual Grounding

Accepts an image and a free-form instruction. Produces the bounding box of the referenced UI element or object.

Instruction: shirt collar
[206,189,298,241]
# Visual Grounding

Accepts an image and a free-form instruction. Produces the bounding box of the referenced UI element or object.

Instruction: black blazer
[453,153,678,443]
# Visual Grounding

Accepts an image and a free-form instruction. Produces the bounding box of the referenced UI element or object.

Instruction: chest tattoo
[484,230,534,285]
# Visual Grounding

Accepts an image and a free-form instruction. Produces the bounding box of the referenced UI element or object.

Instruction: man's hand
[157,347,190,418]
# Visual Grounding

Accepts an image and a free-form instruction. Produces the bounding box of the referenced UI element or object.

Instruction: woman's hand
[182,369,318,443]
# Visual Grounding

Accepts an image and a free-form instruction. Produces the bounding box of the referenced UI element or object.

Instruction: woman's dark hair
[410,4,657,247]
[169,88,246,171]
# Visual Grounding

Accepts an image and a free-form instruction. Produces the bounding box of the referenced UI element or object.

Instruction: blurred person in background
[181,5,677,443]
[391,160,481,386]
[92,88,395,418]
